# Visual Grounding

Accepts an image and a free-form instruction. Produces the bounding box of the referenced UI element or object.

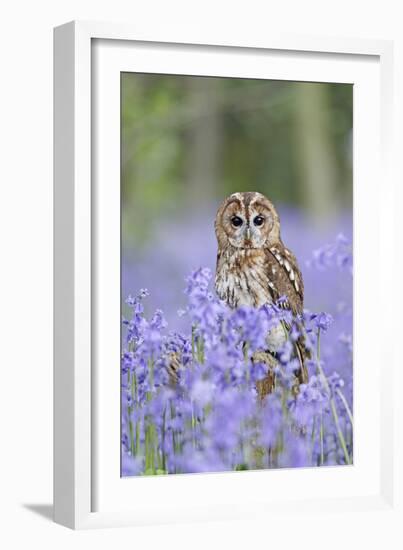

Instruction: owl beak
[244,226,252,247]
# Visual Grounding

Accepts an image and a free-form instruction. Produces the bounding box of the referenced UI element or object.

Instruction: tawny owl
[215,191,308,392]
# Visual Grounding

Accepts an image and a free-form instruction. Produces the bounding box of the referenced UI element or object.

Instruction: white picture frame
[54,20,399,530]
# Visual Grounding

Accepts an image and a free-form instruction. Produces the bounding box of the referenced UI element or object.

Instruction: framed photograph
[54,21,398,529]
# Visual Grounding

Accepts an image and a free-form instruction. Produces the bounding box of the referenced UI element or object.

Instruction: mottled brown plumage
[215,192,309,394]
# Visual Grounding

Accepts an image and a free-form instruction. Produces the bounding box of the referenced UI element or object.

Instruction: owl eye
[253,215,265,226]
[231,216,243,227]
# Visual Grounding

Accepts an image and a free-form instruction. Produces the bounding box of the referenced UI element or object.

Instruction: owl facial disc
[215,191,280,249]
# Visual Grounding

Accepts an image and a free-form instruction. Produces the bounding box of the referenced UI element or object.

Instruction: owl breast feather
[215,249,273,309]
[215,249,286,352]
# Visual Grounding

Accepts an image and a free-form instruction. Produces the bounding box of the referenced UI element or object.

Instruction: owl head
[215,191,281,250]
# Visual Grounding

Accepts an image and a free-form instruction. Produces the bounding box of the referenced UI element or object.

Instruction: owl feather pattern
[215,192,309,393]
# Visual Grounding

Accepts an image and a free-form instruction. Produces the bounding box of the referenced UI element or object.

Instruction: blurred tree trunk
[293,83,339,221]
[185,77,222,206]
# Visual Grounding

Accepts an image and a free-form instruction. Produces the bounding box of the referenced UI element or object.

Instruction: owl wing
[264,245,309,384]
[264,245,304,315]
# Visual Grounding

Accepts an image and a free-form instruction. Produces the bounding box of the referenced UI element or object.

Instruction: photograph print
[121,74,353,476]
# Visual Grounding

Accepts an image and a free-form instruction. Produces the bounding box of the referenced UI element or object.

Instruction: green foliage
[121,73,352,249]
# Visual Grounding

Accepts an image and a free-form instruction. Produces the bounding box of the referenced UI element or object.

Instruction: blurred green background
[121,74,352,326]
[122,73,352,251]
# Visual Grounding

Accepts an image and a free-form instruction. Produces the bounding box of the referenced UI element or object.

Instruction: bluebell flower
[306,234,353,276]
[121,256,353,475]
[121,454,144,476]
[307,311,334,332]
[190,379,215,407]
